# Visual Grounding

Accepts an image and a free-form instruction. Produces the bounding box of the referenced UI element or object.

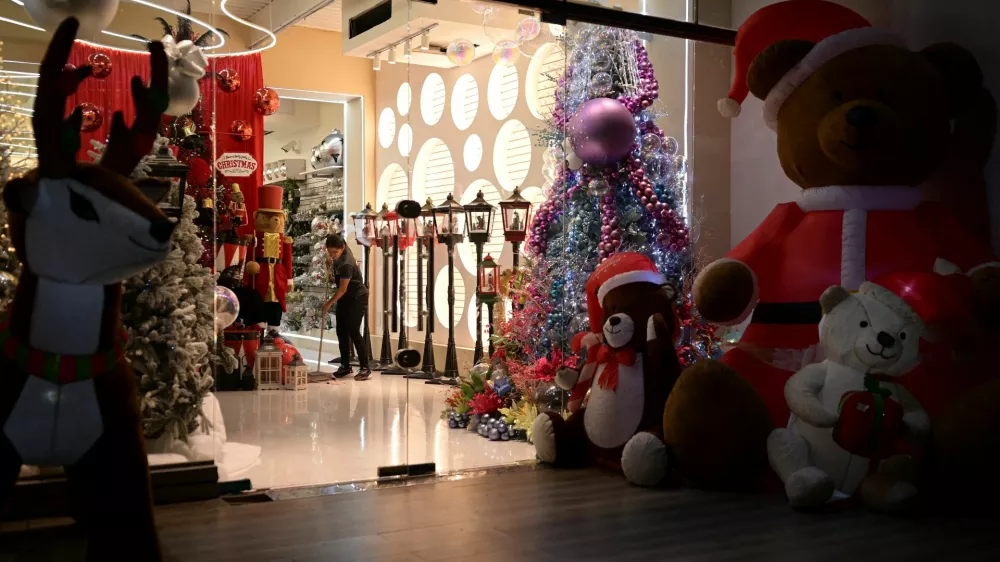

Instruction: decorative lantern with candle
[432,194,466,380]
[463,191,495,364]
[499,186,533,270]
[350,203,379,368]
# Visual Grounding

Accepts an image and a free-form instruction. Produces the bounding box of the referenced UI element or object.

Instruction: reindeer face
[18,176,174,285]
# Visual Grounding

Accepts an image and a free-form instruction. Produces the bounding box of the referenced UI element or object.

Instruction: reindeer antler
[33,18,93,179]
[100,37,170,177]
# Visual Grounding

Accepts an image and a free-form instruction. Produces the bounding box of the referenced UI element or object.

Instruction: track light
[403,41,411,59]
[373,54,381,71]
[388,45,397,64]
[420,31,431,51]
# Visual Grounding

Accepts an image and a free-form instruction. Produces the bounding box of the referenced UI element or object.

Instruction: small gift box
[833,376,904,458]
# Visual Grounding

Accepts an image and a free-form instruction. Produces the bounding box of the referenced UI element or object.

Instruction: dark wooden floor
[2,468,998,561]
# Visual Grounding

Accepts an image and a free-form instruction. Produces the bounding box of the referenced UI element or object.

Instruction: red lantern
[253,87,280,116]
[217,68,241,93]
[77,103,103,132]
[88,52,112,79]
[230,120,253,141]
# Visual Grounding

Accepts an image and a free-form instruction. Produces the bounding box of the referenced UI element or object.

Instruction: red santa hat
[719,0,902,129]
[859,260,974,340]
[583,253,666,333]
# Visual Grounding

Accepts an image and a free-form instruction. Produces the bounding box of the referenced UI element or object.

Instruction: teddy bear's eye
[834,91,844,102]
[860,321,869,328]
[900,332,907,341]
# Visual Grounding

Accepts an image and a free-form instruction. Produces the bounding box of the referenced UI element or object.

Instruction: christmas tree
[0,40,30,309]
[282,207,341,333]
[123,196,237,442]
[501,24,719,373]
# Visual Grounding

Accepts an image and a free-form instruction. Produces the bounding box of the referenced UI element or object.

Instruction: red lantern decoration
[230,120,253,141]
[253,87,280,116]
[77,103,103,132]
[217,68,241,93]
[88,52,112,79]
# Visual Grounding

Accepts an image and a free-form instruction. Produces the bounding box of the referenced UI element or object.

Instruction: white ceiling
[296,3,343,32]
[186,0,342,32]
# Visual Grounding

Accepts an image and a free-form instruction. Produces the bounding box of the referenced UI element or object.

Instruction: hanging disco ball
[311,129,344,169]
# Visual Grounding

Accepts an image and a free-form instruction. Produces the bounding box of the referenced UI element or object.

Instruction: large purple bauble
[568,98,637,166]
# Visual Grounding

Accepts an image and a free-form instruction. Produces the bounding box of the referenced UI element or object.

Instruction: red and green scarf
[0,314,128,384]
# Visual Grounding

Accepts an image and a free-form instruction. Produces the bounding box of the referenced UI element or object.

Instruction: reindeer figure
[0,19,172,561]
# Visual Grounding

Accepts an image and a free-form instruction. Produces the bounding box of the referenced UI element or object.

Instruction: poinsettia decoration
[468,385,503,415]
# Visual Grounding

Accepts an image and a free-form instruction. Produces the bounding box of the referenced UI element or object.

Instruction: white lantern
[254,340,284,390]
[284,357,309,391]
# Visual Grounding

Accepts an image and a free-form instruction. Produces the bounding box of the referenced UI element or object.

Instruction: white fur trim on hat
[718,97,742,118]
[762,28,906,131]
[967,262,1000,276]
[596,270,667,304]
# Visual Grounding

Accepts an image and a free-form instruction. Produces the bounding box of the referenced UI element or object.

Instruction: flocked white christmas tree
[122,195,237,442]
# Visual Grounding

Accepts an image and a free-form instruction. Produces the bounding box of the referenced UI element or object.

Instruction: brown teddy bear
[531,253,684,486]
[665,0,1000,493]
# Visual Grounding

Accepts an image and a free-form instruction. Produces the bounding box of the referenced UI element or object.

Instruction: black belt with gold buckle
[255,258,281,265]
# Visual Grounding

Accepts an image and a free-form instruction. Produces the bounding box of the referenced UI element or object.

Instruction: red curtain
[65,44,264,236]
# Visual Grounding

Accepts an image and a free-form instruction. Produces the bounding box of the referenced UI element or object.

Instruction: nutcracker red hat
[256,184,284,214]
[584,252,666,332]
[859,260,974,339]
[719,0,888,126]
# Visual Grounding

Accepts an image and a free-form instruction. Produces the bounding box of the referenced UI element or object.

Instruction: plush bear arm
[785,363,838,428]
[555,367,580,391]
[695,203,804,325]
[894,385,931,440]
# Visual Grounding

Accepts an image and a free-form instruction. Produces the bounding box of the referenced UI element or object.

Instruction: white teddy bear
[767,279,932,513]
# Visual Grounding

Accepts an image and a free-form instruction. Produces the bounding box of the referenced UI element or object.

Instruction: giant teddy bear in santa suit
[689,0,1000,431]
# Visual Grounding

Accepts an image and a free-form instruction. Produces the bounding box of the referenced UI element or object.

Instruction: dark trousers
[335,299,368,369]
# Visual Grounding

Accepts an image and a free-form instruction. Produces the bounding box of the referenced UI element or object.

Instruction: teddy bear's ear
[747,39,815,101]
[819,286,851,314]
[921,42,984,116]
[662,283,677,301]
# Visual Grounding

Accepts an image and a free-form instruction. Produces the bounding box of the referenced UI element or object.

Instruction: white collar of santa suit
[797,185,922,212]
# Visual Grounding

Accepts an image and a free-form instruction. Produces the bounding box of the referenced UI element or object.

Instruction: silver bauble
[214,286,240,332]
[24,0,120,38]
[311,129,345,169]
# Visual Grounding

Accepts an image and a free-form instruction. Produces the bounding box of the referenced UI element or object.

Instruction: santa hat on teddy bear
[572,253,668,354]
[719,0,905,130]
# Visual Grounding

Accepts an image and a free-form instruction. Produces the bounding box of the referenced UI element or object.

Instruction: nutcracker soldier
[230,184,247,227]
[244,184,294,336]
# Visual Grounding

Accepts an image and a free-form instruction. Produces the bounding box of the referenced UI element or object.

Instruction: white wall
[262,99,345,167]
[890,0,1000,252]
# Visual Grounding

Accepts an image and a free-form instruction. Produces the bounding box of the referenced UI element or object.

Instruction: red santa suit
[722,186,999,426]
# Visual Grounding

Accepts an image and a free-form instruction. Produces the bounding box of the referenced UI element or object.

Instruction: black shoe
[333,367,352,379]
[327,357,343,365]
[354,368,371,381]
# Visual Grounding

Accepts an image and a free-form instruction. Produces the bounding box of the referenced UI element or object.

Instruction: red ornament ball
[217,68,241,93]
[77,103,103,132]
[88,52,112,79]
[230,120,253,141]
[253,87,280,116]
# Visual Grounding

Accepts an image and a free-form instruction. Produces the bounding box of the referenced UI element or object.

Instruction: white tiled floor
[215,348,535,490]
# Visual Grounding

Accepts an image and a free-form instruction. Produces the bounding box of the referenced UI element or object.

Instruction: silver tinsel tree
[123,195,237,442]
[282,211,340,333]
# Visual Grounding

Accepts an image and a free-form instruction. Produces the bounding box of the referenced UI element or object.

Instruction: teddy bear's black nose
[608,316,621,327]
[877,331,896,348]
[846,105,878,128]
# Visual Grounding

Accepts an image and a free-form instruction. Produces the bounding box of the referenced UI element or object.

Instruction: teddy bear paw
[532,414,558,464]
[785,467,834,508]
[622,432,669,487]
[861,474,919,515]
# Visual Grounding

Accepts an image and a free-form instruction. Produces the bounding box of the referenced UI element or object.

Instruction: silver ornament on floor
[23,0,119,38]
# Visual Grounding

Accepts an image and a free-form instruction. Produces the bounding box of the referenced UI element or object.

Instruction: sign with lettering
[217,152,259,177]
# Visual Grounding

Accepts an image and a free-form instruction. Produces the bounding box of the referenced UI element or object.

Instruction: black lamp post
[463,190,495,365]
[382,211,416,376]
[141,143,188,219]
[351,203,378,368]
[432,194,465,381]
[499,186,533,311]
[407,198,441,381]
[373,203,398,371]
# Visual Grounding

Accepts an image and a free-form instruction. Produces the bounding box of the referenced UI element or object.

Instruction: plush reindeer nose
[149,220,176,244]
[608,316,622,327]
[876,331,896,348]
